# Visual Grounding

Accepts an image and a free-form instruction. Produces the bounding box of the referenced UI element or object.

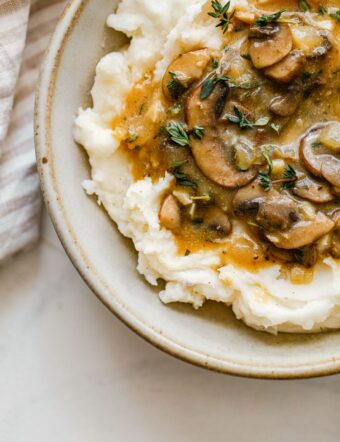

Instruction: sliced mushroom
[291,26,332,58]
[233,181,299,231]
[162,49,211,100]
[331,210,340,228]
[269,91,303,117]
[300,123,340,187]
[256,198,299,231]
[266,212,334,249]
[319,122,340,153]
[159,195,181,230]
[292,246,318,268]
[185,80,257,188]
[264,50,306,84]
[203,206,231,240]
[249,24,293,69]
[249,23,280,38]
[233,181,267,216]
[293,176,335,204]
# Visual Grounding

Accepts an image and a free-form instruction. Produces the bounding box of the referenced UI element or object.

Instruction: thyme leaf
[200,74,229,100]
[330,9,340,21]
[167,72,185,99]
[165,121,190,146]
[259,172,272,192]
[192,125,205,139]
[255,9,286,27]
[170,160,197,188]
[208,0,235,33]
[318,5,328,15]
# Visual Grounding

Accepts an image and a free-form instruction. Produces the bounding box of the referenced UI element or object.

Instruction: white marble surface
[1,209,340,441]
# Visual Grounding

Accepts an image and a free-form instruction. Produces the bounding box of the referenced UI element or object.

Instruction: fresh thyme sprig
[330,9,340,21]
[318,5,328,15]
[228,107,253,129]
[259,165,298,191]
[167,72,185,99]
[200,74,229,100]
[192,125,205,139]
[282,164,298,189]
[208,0,235,33]
[298,0,310,12]
[255,9,286,27]
[259,172,272,192]
[170,160,197,188]
[165,121,190,147]
[227,107,270,130]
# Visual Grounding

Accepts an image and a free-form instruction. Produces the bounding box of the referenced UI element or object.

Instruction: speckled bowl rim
[35,0,340,380]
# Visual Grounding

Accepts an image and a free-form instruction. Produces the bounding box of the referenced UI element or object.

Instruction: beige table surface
[1,209,340,441]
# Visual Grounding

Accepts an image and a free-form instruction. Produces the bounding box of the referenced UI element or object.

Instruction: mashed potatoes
[74,0,340,333]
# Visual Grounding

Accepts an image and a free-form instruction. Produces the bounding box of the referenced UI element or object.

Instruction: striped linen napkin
[0,0,65,263]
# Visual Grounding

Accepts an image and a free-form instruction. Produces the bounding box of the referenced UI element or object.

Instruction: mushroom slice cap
[291,26,332,58]
[319,123,340,153]
[203,206,231,239]
[185,83,257,189]
[293,176,335,204]
[249,24,293,69]
[233,181,267,216]
[269,92,302,117]
[265,212,335,250]
[331,210,340,229]
[321,158,340,188]
[300,123,340,186]
[162,49,211,100]
[264,50,306,84]
[159,195,181,230]
[256,198,299,231]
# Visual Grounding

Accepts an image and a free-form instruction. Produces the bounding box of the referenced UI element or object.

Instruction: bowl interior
[35,0,340,379]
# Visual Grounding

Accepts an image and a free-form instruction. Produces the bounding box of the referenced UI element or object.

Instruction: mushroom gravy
[114,1,340,279]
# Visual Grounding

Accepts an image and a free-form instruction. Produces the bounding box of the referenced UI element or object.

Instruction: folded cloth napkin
[0,0,65,263]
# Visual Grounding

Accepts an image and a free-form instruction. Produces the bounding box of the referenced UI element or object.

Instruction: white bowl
[35,0,340,379]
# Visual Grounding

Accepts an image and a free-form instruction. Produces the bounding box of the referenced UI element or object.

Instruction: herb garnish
[165,121,190,146]
[192,125,205,139]
[208,0,235,34]
[318,5,328,15]
[228,106,253,129]
[191,194,212,202]
[259,172,272,192]
[170,103,182,116]
[200,74,229,100]
[298,0,310,12]
[167,72,185,99]
[255,9,286,27]
[227,107,269,130]
[330,9,340,21]
[312,141,322,148]
[282,165,298,189]
[170,161,197,188]
[270,122,281,134]
[259,164,298,191]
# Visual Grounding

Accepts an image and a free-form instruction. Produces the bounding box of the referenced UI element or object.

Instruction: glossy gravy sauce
[112,0,340,281]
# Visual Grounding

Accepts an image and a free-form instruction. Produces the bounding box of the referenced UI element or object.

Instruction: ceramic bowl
[35,0,340,379]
